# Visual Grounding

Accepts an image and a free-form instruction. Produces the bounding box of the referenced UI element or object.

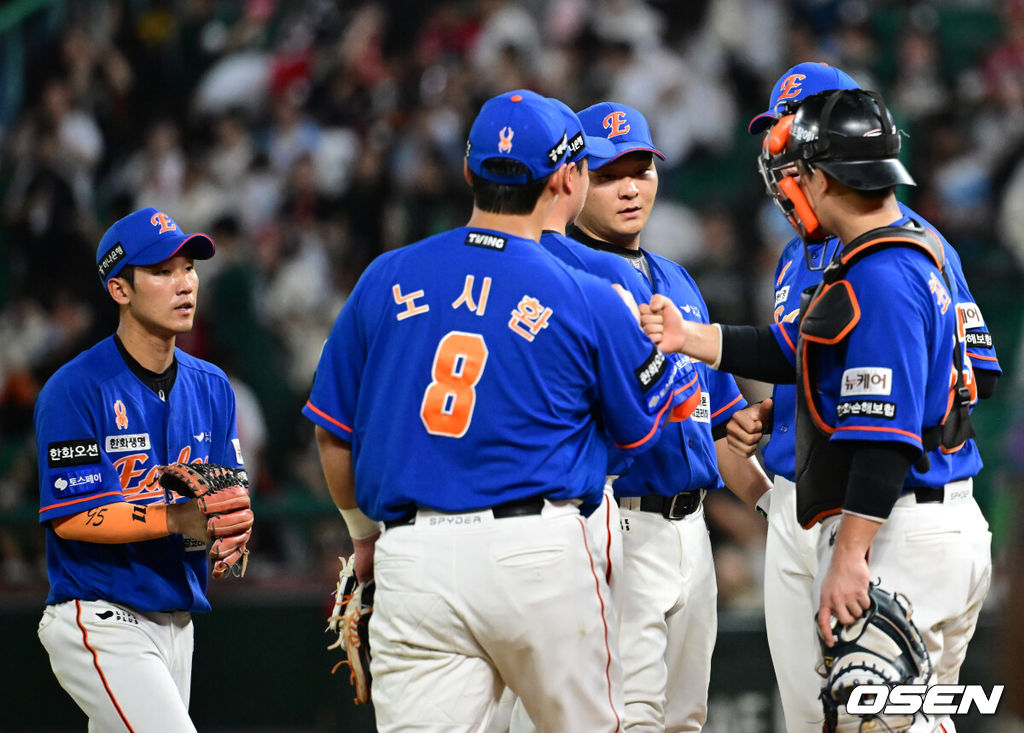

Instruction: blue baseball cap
[96,207,215,286]
[466,89,569,184]
[748,62,860,135]
[576,102,666,169]
[546,98,616,164]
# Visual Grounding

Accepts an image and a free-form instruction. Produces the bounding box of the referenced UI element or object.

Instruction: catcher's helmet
[787,89,915,191]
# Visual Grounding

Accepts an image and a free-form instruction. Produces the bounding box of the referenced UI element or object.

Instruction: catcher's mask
[757,89,915,266]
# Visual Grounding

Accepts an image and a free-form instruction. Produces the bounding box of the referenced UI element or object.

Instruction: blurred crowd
[1,0,1023,607]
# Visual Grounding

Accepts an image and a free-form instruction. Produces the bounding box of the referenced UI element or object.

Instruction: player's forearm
[52,502,171,543]
[717,325,796,383]
[676,320,723,365]
[315,425,379,539]
[714,440,772,509]
[832,512,882,560]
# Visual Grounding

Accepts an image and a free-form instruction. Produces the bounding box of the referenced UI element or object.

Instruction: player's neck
[829,195,903,246]
[115,322,176,373]
[466,207,547,242]
[541,208,568,236]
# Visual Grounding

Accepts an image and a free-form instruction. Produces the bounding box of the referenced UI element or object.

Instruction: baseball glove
[159,463,253,578]
[818,582,933,733]
[326,555,375,705]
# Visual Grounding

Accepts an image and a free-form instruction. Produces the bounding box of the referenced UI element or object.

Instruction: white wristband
[710,323,724,370]
[339,507,381,540]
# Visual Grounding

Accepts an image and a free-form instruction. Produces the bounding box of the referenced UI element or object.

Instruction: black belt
[630,490,703,520]
[383,495,546,529]
[903,486,944,504]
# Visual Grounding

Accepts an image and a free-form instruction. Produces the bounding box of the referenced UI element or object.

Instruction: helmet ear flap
[767,114,795,156]
[778,175,822,240]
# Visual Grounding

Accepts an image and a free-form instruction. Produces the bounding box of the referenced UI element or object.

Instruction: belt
[619,490,704,520]
[904,486,944,504]
[383,495,546,529]
[900,478,973,505]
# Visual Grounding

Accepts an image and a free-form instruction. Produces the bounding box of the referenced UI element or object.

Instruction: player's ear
[563,161,578,195]
[548,163,569,197]
[463,159,473,187]
[107,276,131,305]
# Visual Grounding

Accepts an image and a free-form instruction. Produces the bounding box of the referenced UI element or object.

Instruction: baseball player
[646,88,993,732]
[486,97,620,733]
[720,63,1003,733]
[35,208,247,731]
[549,100,771,731]
[303,89,703,732]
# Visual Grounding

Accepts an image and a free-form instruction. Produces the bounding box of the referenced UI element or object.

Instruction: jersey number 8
[420,331,489,438]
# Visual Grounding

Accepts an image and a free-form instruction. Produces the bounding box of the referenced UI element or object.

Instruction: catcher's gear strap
[52,502,169,543]
[795,223,973,527]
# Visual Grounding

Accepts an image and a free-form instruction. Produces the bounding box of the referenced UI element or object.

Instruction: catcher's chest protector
[794,224,973,528]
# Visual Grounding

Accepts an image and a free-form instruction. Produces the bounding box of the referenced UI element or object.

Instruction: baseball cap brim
[748,63,861,135]
[748,112,780,136]
[580,135,616,161]
[126,232,216,269]
[589,141,666,170]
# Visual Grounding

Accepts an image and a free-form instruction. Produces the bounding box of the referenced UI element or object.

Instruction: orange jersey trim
[967,352,997,362]
[40,491,124,515]
[710,393,743,421]
[305,400,354,434]
[616,379,699,450]
[833,424,923,444]
[76,600,136,732]
[669,384,703,423]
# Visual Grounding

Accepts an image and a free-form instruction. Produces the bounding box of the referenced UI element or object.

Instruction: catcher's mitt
[159,463,253,578]
[326,555,374,704]
[818,582,933,733]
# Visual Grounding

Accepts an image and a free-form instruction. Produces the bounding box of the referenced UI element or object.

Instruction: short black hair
[470,159,552,215]
[115,265,136,288]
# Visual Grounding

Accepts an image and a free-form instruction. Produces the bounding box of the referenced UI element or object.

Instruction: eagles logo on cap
[466,89,570,184]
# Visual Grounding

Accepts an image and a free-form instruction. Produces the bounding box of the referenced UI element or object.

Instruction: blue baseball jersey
[547,231,746,497]
[304,226,701,521]
[35,337,243,612]
[766,206,999,481]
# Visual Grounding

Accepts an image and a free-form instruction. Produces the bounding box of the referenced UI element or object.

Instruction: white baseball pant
[38,599,196,732]
[763,475,826,732]
[370,498,623,733]
[813,480,992,733]
[504,485,624,733]
[617,500,716,731]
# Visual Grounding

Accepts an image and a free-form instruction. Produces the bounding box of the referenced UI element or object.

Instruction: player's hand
[611,284,641,324]
[167,500,210,543]
[817,545,871,646]
[641,294,687,352]
[725,398,773,458]
[352,533,379,584]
